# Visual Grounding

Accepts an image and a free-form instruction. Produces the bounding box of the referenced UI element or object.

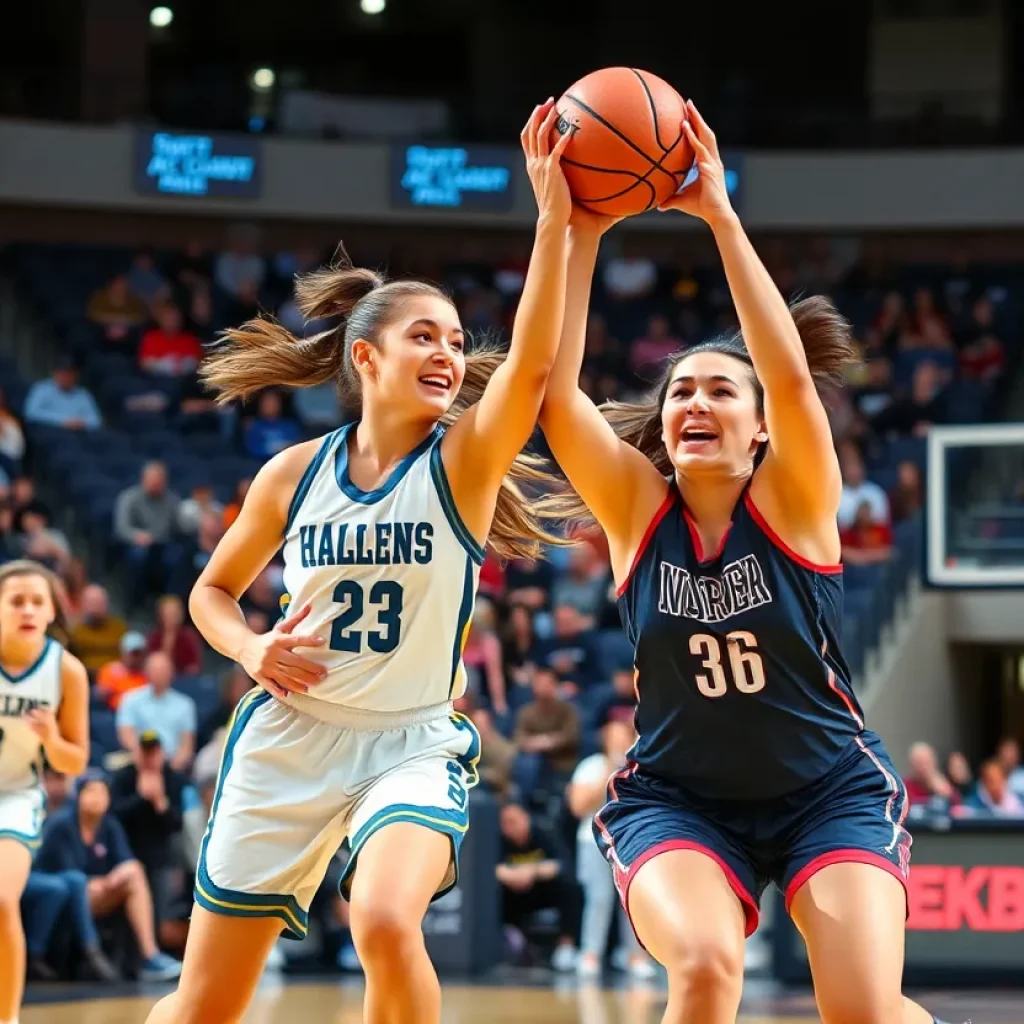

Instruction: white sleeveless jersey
[0,638,63,792]
[280,423,484,713]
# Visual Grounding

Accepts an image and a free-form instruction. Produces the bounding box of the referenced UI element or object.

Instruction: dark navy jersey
[618,484,865,802]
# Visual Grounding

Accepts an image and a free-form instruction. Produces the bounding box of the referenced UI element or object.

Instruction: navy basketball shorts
[593,731,912,939]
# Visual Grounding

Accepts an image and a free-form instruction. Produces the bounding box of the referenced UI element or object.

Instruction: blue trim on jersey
[0,828,41,851]
[429,441,486,565]
[334,422,441,506]
[195,687,309,939]
[0,637,53,685]
[450,711,482,785]
[449,556,476,698]
[337,802,471,901]
[284,428,343,536]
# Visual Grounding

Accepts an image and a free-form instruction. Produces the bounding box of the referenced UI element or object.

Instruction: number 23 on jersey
[690,630,766,698]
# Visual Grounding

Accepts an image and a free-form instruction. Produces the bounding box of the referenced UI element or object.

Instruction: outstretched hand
[659,100,735,227]
[522,99,574,228]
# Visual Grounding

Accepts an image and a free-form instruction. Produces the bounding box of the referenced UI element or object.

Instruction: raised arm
[538,217,670,579]
[189,441,328,699]
[441,100,572,540]
[662,102,845,527]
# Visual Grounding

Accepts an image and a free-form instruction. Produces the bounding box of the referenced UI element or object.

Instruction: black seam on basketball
[630,69,669,154]
[566,93,689,190]
[579,179,655,213]
[565,93,663,167]
[562,156,662,203]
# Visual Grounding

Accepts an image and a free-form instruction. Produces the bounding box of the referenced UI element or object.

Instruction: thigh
[790,862,907,1023]
[341,711,481,900]
[88,875,124,918]
[593,769,762,941]
[778,734,911,917]
[171,905,285,1022]
[0,841,33,902]
[196,692,351,940]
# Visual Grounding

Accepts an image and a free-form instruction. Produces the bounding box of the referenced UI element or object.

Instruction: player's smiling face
[377,295,466,417]
[0,573,55,640]
[661,350,766,476]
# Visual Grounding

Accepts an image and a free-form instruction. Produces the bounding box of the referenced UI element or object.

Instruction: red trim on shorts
[615,489,676,597]
[784,849,910,917]
[621,839,760,941]
[743,493,843,574]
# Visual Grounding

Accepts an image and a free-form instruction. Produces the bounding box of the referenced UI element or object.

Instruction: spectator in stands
[568,720,653,980]
[109,731,186,935]
[95,630,148,710]
[171,239,212,300]
[18,504,71,574]
[592,666,638,733]
[86,274,148,344]
[11,476,48,533]
[870,360,948,437]
[461,597,508,716]
[946,751,974,798]
[113,460,182,603]
[21,866,119,982]
[966,759,1024,818]
[127,249,170,308]
[907,286,952,351]
[138,303,202,378]
[504,556,555,611]
[175,357,223,435]
[176,482,224,542]
[0,499,20,564]
[195,664,250,749]
[222,477,252,530]
[466,705,516,799]
[0,387,25,477]
[839,500,894,566]
[957,297,1005,384]
[116,651,196,771]
[243,389,302,459]
[214,231,265,302]
[532,604,601,691]
[903,741,960,807]
[145,594,202,675]
[837,441,890,529]
[994,737,1024,797]
[502,603,539,700]
[889,460,924,523]
[35,771,181,980]
[23,359,101,431]
[630,314,684,380]
[512,666,580,798]
[497,801,579,972]
[70,583,127,678]
[550,543,609,625]
[61,556,89,620]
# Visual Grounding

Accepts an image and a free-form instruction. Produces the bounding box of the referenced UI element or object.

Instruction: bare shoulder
[250,437,329,519]
[59,647,89,688]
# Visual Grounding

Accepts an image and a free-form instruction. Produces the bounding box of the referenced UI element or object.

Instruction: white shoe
[576,952,601,978]
[551,944,578,972]
[627,955,658,981]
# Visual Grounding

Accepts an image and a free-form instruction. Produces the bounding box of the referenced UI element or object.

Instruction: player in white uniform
[0,560,88,1024]
[146,101,574,1024]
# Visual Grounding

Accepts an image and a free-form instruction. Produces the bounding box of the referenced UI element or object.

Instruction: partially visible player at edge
[0,561,89,1024]
[539,101,967,1024]
[145,100,574,1024]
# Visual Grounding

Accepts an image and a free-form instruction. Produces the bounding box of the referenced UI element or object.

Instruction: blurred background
[3,0,1024,1014]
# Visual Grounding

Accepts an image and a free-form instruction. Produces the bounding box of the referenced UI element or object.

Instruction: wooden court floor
[20,978,1024,1023]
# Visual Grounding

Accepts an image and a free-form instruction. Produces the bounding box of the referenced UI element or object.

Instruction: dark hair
[0,559,69,640]
[201,247,566,560]
[539,296,855,527]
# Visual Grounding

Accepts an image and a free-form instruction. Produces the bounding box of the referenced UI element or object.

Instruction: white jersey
[280,423,483,713]
[0,638,62,793]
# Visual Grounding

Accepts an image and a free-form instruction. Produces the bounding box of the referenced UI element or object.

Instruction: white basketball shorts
[0,786,45,852]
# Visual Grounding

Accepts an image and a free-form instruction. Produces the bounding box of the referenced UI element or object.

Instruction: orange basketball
[553,67,694,217]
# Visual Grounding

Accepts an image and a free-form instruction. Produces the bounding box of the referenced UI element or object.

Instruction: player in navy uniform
[0,561,89,1024]
[539,102,963,1024]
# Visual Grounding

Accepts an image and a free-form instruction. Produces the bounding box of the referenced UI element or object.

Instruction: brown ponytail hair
[0,559,70,642]
[538,296,856,528]
[201,248,567,561]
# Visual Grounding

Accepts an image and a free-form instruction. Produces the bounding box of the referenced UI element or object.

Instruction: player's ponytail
[536,295,856,529]
[200,250,384,405]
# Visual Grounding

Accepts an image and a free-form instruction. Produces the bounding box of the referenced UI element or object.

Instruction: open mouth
[418,374,452,395]
[680,427,719,450]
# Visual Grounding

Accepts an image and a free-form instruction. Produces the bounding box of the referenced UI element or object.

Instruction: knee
[350,901,424,969]
[659,930,744,998]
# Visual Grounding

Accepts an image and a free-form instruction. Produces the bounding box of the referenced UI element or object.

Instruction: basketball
[553,67,694,217]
